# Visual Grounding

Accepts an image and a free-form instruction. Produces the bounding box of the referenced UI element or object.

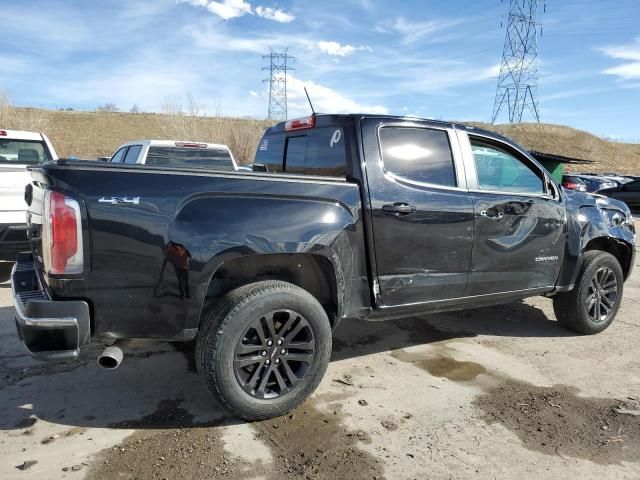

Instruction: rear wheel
[553,251,623,334]
[196,281,332,420]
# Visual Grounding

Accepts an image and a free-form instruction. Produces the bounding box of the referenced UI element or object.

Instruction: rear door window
[123,145,142,164]
[378,127,456,187]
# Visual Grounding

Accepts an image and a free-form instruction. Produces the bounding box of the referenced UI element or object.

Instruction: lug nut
[281,349,286,355]
[277,339,283,346]
[265,359,271,365]
[275,358,280,364]
[261,351,267,357]
[267,340,273,347]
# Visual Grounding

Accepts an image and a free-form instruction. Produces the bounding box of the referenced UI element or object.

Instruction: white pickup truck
[0,129,57,260]
[106,140,242,170]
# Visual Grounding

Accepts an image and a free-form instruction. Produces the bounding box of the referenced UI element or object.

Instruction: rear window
[255,127,347,177]
[145,147,235,170]
[0,139,50,165]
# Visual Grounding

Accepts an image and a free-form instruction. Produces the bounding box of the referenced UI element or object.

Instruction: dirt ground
[1,250,639,480]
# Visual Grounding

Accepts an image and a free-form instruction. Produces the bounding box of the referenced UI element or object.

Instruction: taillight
[0,130,7,136]
[285,115,316,131]
[563,181,585,191]
[43,190,84,275]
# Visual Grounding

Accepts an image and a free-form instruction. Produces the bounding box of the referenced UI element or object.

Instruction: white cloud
[604,63,640,80]
[317,41,371,57]
[286,75,388,116]
[249,90,259,97]
[600,39,640,80]
[179,0,294,23]
[255,6,294,23]
[387,17,466,45]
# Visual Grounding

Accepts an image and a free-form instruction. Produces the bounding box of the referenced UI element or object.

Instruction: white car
[0,129,57,261]
[107,140,239,170]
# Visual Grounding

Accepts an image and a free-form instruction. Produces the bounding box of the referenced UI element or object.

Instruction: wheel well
[204,254,339,326]
[585,237,633,279]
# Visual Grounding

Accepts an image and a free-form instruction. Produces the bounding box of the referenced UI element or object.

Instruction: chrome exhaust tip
[97,342,124,369]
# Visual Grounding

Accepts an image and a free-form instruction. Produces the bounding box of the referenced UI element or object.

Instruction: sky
[1,0,639,140]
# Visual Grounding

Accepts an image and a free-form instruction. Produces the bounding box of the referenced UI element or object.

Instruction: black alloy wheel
[234,310,316,399]
[585,266,619,324]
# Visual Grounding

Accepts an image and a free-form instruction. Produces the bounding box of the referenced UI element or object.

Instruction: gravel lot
[1,249,639,480]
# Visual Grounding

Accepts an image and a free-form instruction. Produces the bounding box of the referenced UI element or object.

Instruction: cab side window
[378,127,457,187]
[123,145,142,164]
[470,139,544,194]
[110,147,127,163]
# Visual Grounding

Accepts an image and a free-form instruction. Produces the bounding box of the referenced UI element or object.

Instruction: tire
[195,280,332,420]
[553,251,624,334]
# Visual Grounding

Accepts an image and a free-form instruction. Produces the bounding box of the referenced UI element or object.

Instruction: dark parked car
[12,114,635,420]
[562,175,587,192]
[599,179,640,212]
[576,175,618,193]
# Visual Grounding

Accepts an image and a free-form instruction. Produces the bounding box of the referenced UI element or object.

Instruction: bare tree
[97,102,118,112]
[130,104,140,114]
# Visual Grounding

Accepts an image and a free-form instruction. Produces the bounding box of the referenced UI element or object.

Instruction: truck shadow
[0,300,572,433]
[332,299,573,361]
[0,262,12,284]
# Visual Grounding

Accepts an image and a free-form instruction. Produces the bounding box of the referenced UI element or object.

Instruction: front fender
[556,191,635,288]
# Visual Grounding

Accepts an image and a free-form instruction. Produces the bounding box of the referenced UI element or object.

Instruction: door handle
[480,210,504,220]
[382,203,416,216]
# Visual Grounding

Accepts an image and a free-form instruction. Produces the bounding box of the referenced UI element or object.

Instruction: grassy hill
[3,108,639,173]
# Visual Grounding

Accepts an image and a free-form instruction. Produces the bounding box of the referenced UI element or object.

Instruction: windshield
[0,139,50,165]
[145,146,235,170]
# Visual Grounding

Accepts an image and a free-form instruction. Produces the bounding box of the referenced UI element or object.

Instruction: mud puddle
[255,398,384,480]
[474,381,640,464]
[392,349,486,381]
[89,396,385,480]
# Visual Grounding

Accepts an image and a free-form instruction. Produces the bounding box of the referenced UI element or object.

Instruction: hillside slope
[3,108,639,173]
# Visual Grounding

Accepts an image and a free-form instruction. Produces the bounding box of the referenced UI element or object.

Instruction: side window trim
[375,122,468,191]
[457,130,550,198]
[123,144,143,164]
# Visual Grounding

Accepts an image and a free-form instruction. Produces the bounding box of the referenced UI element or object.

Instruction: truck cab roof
[117,139,231,150]
[264,113,518,148]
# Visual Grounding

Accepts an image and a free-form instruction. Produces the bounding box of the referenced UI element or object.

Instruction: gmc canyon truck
[12,114,635,420]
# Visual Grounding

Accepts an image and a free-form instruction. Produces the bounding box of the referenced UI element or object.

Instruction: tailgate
[0,164,30,223]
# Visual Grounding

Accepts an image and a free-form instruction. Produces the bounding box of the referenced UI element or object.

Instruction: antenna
[304,87,315,115]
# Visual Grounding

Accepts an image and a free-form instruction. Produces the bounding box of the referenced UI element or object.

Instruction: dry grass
[5,106,272,164]
[1,106,638,172]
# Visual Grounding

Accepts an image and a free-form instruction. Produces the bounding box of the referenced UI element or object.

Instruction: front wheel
[196,281,332,420]
[553,250,624,334]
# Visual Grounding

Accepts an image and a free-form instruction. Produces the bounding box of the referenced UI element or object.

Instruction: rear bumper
[11,253,91,360]
[0,222,29,261]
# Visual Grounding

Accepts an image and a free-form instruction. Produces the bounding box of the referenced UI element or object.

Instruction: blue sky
[1,0,639,139]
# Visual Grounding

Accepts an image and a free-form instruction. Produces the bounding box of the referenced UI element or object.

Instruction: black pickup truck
[12,114,636,420]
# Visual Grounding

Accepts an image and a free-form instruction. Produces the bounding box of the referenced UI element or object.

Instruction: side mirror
[252,163,268,172]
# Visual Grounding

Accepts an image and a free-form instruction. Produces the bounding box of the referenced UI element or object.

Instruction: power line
[262,49,295,121]
[492,0,544,124]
